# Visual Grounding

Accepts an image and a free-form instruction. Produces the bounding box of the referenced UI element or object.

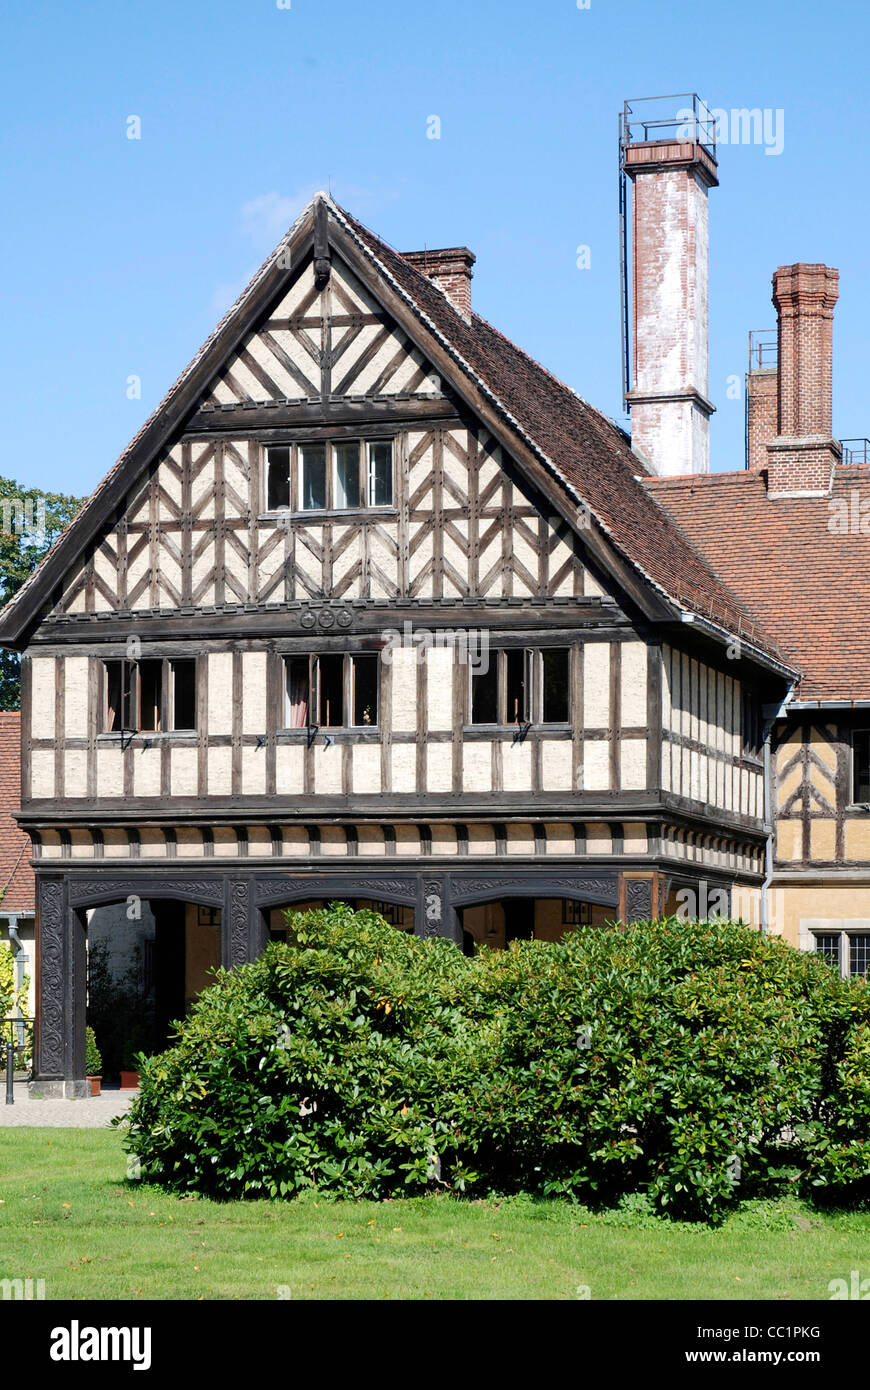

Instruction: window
[104,660,135,733]
[542,648,570,724]
[317,654,344,727]
[300,443,327,511]
[266,446,290,510]
[853,730,870,804]
[813,933,841,970]
[850,935,870,977]
[368,441,392,506]
[171,660,197,730]
[265,440,394,513]
[505,649,531,725]
[470,659,498,724]
[102,658,197,733]
[352,654,378,726]
[138,660,161,732]
[563,900,593,926]
[334,441,361,508]
[283,653,379,729]
[813,931,870,978]
[469,648,570,726]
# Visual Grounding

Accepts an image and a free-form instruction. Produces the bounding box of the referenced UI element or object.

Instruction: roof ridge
[645,471,765,489]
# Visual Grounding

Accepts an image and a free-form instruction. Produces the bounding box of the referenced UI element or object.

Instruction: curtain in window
[105,664,119,732]
[287,664,309,727]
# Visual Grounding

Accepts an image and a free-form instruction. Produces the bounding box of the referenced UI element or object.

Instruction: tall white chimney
[621,96,718,476]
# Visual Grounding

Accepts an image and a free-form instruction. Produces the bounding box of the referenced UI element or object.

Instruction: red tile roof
[645,466,870,700]
[0,713,34,913]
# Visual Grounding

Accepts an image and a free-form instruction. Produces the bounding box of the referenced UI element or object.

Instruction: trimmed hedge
[122,906,870,1218]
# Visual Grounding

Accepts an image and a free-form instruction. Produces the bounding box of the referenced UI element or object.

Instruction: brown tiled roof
[645,466,870,701]
[335,205,787,663]
[0,714,34,914]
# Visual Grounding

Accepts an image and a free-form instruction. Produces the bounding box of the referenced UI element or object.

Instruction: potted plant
[120,1021,148,1089]
[85,1027,102,1097]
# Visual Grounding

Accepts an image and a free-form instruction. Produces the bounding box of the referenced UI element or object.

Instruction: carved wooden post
[416,874,462,945]
[222,877,267,968]
[31,874,88,1098]
[621,874,653,924]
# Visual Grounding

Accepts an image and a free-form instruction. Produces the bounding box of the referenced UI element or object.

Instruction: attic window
[265,441,394,513]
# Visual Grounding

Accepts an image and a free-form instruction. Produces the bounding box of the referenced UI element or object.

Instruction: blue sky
[1,0,866,496]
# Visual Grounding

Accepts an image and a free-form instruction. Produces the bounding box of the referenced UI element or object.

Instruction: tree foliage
[0,475,86,708]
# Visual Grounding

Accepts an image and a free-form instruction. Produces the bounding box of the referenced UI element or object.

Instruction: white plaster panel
[275,745,304,796]
[352,744,382,794]
[620,642,648,727]
[583,643,611,728]
[242,653,268,734]
[390,744,417,793]
[208,654,234,734]
[426,647,454,731]
[541,741,573,791]
[583,741,610,791]
[620,738,647,791]
[63,657,89,740]
[208,746,233,797]
[30,750,55,799]
[170,747,198,797]
[463,743,492,792]
[134,749,161,798]
[96,748,124,799]
[426,744,453,793]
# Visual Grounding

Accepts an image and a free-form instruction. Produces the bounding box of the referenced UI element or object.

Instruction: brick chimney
[745,331,778,471]
[402,247,475,323]
[623,133,718,475]
[765,263,840,496]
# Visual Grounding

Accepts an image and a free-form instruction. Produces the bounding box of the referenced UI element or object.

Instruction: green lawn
[0,1128,868,1300]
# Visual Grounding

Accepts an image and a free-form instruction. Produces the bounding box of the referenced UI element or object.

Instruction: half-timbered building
[649,263,870,983]
[0,189,801,1095]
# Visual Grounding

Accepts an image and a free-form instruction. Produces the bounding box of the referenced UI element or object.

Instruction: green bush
[0,942,16,1019]
[122,906,870,1219]
[0,943,31,1071]
[85,1026,102,1076]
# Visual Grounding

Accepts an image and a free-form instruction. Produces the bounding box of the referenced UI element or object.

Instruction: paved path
[0,1084,137,1127]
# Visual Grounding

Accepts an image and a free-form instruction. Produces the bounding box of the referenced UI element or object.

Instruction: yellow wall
[184,903,221,1004]
[769,883,870,949]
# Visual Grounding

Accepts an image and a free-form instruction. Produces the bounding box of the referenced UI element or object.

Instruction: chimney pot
[401,247,475,322]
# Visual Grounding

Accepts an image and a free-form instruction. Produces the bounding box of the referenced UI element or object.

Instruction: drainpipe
[760,723,774,936]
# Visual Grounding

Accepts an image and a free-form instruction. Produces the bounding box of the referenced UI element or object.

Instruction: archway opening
[86,897,222,1079]
[460,897,614,951]
[266,898,415,940]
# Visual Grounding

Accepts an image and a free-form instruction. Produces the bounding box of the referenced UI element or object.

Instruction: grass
[0,1128,868,1300]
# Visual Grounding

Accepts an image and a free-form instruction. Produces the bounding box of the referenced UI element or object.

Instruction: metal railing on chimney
[748,329,778,373]
[840,439,870,466]
[620,94,717,157]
